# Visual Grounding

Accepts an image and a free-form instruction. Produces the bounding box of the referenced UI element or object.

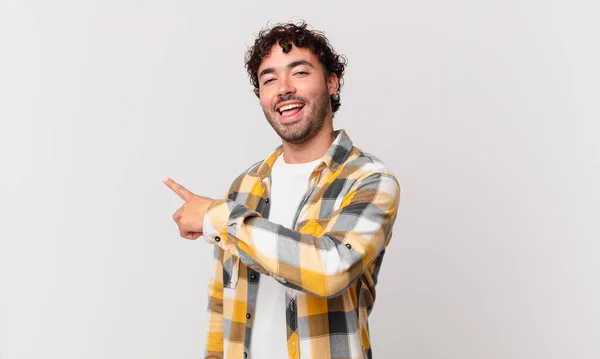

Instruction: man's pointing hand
[163,177,214,240]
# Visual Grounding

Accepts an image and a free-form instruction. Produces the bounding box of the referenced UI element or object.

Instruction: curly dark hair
[244,21,347,115]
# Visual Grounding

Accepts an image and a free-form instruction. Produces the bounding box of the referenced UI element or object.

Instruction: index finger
[162,177,193,201]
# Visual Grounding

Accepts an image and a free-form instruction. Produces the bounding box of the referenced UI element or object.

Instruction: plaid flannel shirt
[202,129,400,359]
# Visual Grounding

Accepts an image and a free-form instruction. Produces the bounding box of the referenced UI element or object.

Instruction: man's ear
[327,73,339,95]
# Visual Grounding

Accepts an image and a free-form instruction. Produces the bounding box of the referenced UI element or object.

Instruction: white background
[1,0,598,358]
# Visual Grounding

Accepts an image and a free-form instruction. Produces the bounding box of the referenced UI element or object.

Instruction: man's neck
[281,122,335,164]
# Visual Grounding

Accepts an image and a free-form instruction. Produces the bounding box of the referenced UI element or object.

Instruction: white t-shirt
[250,155,321,359]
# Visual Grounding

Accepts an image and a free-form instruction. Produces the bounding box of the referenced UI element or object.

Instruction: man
[164,21,401,359]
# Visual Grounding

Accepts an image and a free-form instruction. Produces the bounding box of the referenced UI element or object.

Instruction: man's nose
[277,77,295,97]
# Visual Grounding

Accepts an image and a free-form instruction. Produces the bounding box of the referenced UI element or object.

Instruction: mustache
[273,95,307,111]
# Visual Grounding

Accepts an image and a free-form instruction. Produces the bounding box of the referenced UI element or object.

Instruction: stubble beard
[263,87,331,145]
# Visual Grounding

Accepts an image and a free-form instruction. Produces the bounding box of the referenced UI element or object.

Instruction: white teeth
[278,103,304,113]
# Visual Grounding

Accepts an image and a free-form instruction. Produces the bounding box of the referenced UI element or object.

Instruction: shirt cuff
[202,199,230,246]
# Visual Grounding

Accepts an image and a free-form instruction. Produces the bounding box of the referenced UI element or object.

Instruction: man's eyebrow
[258,60,315,79]
[288,60,315,69]
[258,67,274,79]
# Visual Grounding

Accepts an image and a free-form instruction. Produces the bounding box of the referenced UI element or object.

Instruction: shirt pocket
[222,252,239,289]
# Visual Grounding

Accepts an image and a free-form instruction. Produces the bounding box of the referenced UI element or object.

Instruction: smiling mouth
[277,107,304,123]
[277,103,305,117]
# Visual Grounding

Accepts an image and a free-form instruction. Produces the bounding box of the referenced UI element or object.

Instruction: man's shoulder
[241,159,265,178]
[346,145,397,178]
[344,146,401,198]
[224,159,265,194]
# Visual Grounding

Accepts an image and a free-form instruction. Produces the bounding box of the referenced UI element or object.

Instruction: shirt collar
[254,129,354,179]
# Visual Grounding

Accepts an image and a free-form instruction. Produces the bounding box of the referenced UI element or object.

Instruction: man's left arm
[202,171,400,298]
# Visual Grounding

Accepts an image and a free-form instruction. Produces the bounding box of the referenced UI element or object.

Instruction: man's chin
[279,125,321,144]
[266,113,321,144]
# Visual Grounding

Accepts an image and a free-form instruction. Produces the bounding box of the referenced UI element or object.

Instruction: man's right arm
[204,245,224,359]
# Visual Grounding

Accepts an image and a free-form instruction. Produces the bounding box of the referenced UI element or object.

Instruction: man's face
[257,43,338,144]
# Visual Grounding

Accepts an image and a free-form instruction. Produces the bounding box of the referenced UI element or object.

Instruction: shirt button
[265,198,270,203]
[345,243,352,249]
[244,352,247,358]
[215,236,221,242]
[250,273,256,280]
[246,313,251,319]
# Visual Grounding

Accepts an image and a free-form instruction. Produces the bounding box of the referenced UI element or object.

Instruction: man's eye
[263,78,275,85]
[295,71,308,75]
